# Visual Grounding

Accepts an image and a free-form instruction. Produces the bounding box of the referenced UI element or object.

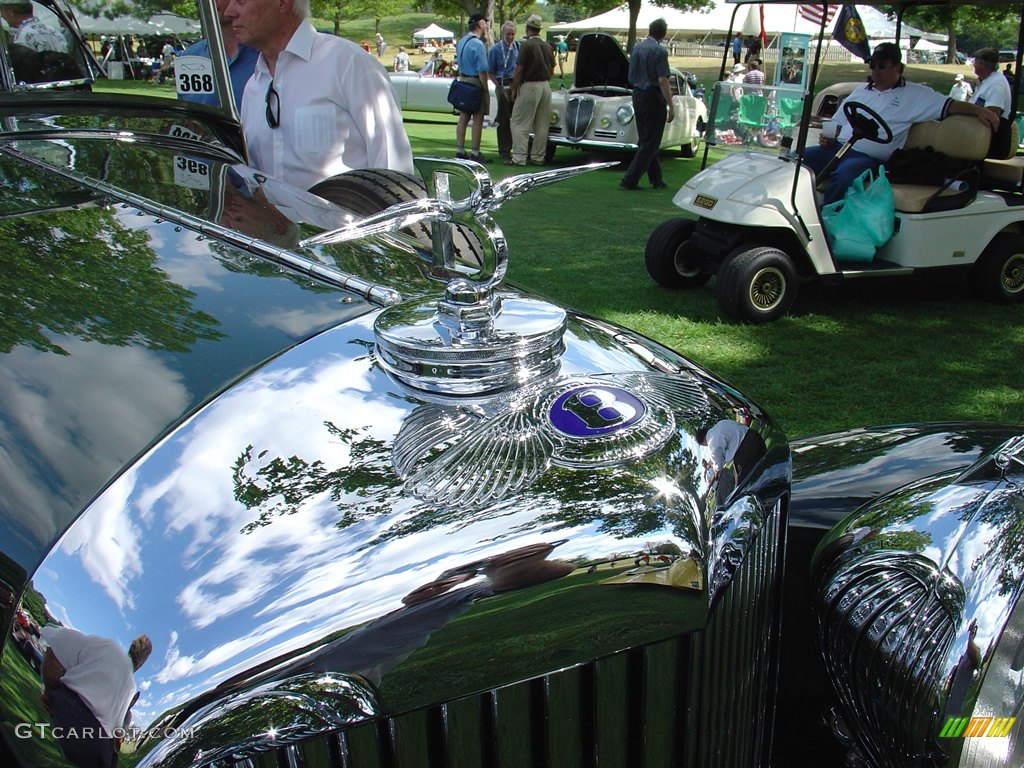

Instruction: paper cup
[821,119,838,140]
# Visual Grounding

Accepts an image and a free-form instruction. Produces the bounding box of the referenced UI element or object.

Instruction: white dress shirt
[242,22,414,191]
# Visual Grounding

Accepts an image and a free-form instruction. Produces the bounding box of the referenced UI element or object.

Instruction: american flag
[798,4,839,25]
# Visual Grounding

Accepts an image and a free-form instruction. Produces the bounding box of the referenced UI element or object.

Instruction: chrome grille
[816,551,962,768]
[565,96,596,140]
[688,499,782,767]
[231,499,785,768]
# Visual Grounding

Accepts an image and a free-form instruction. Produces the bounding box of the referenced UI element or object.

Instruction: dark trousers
[803,142,882,205]
[622,88,667,187]
[49,686,116,768]
[495,79,513,157]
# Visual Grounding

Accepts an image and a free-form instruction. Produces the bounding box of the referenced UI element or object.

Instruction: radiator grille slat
[442,697,484,768]
[495,680,534,767]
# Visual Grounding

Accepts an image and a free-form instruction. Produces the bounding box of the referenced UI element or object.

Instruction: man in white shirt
[970,47,1012,116]
[949,72,973,101]
[224,0,413,191]
[40,626,152,768]
[0,1,66,53]
[804,42,997,204]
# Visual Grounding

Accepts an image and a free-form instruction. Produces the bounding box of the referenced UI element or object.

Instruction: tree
[620,0,712,51]
[892,5,1018,62]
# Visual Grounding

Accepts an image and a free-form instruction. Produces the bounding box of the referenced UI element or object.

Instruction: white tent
[412,23,455,43]
[548,2,822,37]
[550,2,946,43]
[74,12,199,37]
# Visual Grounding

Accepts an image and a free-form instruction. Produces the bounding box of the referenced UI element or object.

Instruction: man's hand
[977,106,999,131]
[667,105,675,123]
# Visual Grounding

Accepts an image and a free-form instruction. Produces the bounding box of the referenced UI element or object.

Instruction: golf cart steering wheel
[842,100,894,144]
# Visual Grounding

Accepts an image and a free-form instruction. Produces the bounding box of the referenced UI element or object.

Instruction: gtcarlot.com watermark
[14,723,192,740]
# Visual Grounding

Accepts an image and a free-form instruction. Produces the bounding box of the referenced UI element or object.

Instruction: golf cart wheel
[645,219,712,289]
[971,236,1024,303]
[309,169,485,268]
[716,246,798,323]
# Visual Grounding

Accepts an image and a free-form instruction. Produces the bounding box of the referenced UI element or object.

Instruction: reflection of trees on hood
[0,207,223,355]
[232,422,705,545]
[792,428,1016,480]
[967,490,1024,597]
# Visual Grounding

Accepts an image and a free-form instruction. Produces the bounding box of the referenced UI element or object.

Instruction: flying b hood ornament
[303,158,616,396]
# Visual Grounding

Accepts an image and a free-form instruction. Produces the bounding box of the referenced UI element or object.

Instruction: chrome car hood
[573,33,630,90]
[1,139,791,767]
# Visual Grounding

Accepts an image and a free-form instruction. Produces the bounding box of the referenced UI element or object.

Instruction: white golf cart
[645,0,1024,322]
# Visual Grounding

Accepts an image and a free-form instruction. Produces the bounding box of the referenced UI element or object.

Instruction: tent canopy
[550,2,945,43]
[412,23,455,42]
[75,12,199,37]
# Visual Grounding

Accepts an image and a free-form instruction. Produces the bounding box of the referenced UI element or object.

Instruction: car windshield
[705,80,808,157]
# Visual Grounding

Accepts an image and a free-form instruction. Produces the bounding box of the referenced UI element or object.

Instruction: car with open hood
[2,3,1024,768]
[546,32,707,162]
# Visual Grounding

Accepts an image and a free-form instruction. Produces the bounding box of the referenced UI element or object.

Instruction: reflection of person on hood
[40,626,152,768]
[695,417,766,502]
[946,618,982,715]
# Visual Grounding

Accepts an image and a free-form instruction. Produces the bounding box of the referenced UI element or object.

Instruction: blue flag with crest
[833,5,871,62]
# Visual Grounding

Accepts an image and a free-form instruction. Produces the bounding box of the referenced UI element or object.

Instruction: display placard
[776,32,811,90]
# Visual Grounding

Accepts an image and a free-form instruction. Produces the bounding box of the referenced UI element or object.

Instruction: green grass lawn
[94,65,1023,439]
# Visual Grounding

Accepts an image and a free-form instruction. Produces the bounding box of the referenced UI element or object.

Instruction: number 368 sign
[173,56,216,96]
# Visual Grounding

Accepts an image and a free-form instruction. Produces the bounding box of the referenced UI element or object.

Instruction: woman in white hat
[950,72,974,101]
[728,62,746,100]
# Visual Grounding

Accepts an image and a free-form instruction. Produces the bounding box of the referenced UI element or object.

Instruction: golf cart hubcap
[750,267,786,310]
[674,245,701,278]
[1003,253,1024,294]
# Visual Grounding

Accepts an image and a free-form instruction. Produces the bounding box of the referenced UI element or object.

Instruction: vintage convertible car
[546,32,708,162]
[2,3,1023,768]
[389,68,499,124]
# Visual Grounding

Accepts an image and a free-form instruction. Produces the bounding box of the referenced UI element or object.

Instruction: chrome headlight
[616,105,634,125]
[549,110,559,126]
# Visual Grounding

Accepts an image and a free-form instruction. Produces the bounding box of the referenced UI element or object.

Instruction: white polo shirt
[972,72,1012,116]
[834,80,951,160]
[242,22,414,191]
[41,626,137,737]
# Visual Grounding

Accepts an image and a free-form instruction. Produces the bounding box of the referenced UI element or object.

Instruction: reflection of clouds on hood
[156,241,231,293]
[0,339,188,562]
[252,306,368,338]
[133,345,409,635]
[59,469,144,612]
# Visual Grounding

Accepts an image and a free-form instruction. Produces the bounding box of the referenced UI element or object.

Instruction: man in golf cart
[804,42,999,204]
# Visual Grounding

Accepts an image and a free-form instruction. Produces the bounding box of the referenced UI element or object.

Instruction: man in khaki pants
[508,14,554,166]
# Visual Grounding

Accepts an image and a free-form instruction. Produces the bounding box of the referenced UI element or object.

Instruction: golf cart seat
[888,115,990,213]
[981,120,1023,188]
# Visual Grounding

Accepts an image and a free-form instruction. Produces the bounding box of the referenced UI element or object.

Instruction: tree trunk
[627,0,641,52]
[947,21,957,63]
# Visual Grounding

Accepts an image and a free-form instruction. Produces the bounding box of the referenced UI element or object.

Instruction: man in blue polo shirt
[178,0,258,110]
[454,13,491,162]
[620,18,675,190]
[488,20,518,162]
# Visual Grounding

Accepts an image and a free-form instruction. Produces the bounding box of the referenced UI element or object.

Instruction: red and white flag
[798,4,839,25]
